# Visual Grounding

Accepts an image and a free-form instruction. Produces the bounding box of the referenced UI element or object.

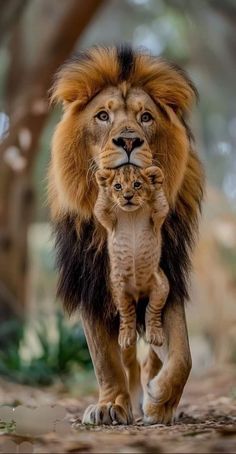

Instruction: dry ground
[0,366,236,453]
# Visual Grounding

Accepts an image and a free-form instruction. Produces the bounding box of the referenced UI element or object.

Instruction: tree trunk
[0,0,105,326]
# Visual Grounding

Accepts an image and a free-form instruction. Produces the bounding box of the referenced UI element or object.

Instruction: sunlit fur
[49,45,204,321]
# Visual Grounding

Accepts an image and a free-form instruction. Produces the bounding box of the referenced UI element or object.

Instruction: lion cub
[94,165,169,349]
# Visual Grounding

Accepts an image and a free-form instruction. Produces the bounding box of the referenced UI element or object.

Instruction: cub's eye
[96,111,109,122]
[133,181,142,189]
[114,183,122,191]
[141,112,153,123]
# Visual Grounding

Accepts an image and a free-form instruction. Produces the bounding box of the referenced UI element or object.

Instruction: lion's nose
[112,136,144,157]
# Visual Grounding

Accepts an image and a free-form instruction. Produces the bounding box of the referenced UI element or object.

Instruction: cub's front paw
[118,329,136,350]
[145,326,164,346]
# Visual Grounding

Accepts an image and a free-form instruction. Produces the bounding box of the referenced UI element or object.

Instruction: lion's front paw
[118,328,136,350]
[145,326,164,346]
[82,402,133,425]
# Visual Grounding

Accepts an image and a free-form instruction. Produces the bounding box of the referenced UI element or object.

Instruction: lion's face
[82,86,157,169]
[73,84,189,202]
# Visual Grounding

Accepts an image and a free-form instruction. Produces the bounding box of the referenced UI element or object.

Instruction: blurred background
[0,0,236,402]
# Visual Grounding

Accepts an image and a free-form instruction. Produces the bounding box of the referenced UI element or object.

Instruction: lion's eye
[133,181,142,189]
[114,183,122,191]
[141,112,153,123]
[96,111,109,122]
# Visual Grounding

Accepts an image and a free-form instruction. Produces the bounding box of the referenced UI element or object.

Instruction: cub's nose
[112,136,144,156]
[124,194,133,201]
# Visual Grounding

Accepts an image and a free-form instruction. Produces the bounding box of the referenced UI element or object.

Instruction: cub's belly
[109,234,159,297]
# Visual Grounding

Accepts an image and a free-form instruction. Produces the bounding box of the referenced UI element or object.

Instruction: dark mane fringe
[161,162,204,307]
[161,210,194,306]
[117,43,134,81]
[53,216,117,329]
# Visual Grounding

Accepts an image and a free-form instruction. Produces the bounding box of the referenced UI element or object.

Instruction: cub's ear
[95,169,114,187]
[143,166,164,186]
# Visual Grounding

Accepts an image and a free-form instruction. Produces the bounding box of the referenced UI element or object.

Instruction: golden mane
[51,46,197,113]
[49,46,200,224]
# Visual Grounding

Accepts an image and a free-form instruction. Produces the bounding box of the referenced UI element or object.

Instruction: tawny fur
[49,45,204,426]
[94,165,169,349]
[49,45,204,322]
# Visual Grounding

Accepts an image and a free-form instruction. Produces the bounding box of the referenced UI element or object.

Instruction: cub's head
[49,45,201,226]
[96,165,163,212]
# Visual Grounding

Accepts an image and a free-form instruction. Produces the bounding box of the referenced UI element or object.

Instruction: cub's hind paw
[118,329,136,350]
[145,327,164,346]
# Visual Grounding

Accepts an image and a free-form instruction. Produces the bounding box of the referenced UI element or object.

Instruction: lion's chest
[108,210,160,299]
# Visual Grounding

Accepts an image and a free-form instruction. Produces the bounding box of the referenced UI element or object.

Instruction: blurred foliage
[0,312,92,386]
[219,244,236,280]
[0,420,15,435]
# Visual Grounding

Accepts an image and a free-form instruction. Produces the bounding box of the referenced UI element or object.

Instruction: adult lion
[49,45,204,425]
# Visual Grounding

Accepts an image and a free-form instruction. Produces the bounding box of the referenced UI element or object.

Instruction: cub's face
[96,165,163,212]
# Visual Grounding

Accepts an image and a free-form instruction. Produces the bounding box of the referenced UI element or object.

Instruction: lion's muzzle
[101,129,152,169]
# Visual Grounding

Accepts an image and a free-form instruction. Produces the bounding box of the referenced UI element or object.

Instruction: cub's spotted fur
[94,165,169,349]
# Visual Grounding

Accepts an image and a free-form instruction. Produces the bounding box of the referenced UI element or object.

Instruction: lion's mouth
[102,149,148,170]
[113,162,142,170]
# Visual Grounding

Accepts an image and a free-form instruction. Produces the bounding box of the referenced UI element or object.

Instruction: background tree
[0,0,104,324]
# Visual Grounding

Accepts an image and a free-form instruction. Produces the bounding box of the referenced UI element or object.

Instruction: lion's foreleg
[81,316,133,425]
[121,345,143,420]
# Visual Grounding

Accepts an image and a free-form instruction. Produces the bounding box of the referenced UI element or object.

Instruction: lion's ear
[143,166,164,186]
[96,169,114,187]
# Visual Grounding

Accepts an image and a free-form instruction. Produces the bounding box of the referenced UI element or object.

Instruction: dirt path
[0,367,236,453]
